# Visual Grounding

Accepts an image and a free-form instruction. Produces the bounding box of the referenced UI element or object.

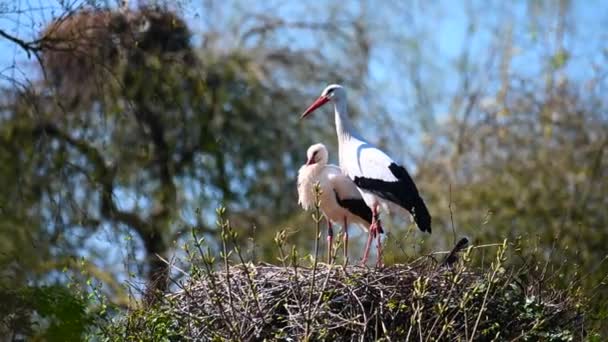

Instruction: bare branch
[0,29,41,58]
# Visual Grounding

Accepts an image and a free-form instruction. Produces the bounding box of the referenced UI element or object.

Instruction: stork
[297,143,373,263]
[300,84,432,266]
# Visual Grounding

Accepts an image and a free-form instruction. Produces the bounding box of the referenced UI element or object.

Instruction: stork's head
[305,143,328,166]
[300,84,345,119]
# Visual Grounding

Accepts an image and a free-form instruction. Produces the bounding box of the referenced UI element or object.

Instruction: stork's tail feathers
[412,197,432,233]
[442,237,470,267]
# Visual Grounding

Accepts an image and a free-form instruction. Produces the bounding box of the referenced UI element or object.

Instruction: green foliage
[417,82,608,319]
[0,4,347,299]
[99,306,183,342]
[0,285,92,341]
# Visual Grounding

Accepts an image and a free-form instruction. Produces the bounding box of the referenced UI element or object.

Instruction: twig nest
[39,5,192,109]
[140,262,585,341]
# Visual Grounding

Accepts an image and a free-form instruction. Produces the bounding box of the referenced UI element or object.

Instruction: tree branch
[0,28,50,82]
[133,105,177,222]
[0,29,41,58]
[32,121,170,294]
[32,122,150,237]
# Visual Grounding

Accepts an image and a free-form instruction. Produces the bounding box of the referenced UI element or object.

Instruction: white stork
[300,84,432,266]
[297,143,373,263]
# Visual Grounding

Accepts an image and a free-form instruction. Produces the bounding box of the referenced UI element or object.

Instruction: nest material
[154,262,584,341]
[39,6,192,109]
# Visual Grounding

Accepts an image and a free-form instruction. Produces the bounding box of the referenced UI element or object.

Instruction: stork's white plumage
[297,143,373,263]
[301,85,432,266]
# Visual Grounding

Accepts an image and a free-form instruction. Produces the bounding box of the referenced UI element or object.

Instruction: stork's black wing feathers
[353,163,432,233]
[334,190,373,224]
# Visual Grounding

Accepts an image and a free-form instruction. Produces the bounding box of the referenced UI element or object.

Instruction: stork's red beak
[305,157,316,165]
[300,95,330,119]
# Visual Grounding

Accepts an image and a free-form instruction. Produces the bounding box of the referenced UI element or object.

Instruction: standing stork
[297,143,373,263]
[300,85,432,266]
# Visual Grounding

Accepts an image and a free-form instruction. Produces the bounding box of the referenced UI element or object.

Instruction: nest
[39,6,193,109]
[146,261,585,341]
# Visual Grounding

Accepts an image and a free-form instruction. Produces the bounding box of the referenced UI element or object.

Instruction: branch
[240,15,348,45]
[133,105,177,222]
[33,122,150,237]
[32,120,171,293]
[0,29,47,78]
[0,29,41,58]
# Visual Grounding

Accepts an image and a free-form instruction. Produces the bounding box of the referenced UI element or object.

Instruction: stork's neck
[334,100,362,143]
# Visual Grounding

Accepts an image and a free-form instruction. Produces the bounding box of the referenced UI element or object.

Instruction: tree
[409,0,608,309]
[0,0,376,302]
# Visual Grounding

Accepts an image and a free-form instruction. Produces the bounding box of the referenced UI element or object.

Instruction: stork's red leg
[361,205,379,266]
[327,219,334,263]
[343,216,349,264]
[361,226,373,265]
